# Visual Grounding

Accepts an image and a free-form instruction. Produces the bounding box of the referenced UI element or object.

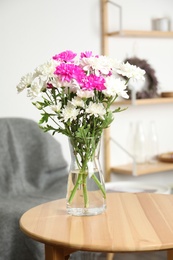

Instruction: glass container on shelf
[134,121,146,164]
[147,121,159,164]
[126,121,135,160]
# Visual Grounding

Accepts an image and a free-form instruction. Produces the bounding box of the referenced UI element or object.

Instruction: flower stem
[92,174,106,199]
[67,172,89,208]
[82,173,89,208]
[68,173,83,204]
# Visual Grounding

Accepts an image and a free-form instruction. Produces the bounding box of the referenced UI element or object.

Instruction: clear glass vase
[66,136,106,216]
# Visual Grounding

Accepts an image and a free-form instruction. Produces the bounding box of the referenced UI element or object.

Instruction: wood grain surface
[20,193,173,257]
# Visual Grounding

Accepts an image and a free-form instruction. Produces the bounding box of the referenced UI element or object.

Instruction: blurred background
[1,0,173,186]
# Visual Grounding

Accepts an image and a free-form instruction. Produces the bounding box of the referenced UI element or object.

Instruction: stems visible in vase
[67,137,106,209]
[92,174,106,199]
[67,171,106,208]
[82,173,89,208]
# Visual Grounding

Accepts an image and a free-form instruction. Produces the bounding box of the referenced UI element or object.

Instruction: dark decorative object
[124,57,159,99]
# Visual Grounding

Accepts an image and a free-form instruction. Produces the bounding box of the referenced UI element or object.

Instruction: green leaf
[75,126,89,139]
[112,106,128,113]
[39,113,49,124]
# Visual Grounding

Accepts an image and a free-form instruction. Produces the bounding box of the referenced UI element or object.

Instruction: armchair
[0,117,68,260]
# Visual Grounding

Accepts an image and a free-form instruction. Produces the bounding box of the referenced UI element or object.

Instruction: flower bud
[33,102,42,110]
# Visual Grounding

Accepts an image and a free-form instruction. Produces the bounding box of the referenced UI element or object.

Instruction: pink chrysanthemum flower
[54,63,85,83]
[81,74,106,91]
[80,51,93,58]
[53,50,77,62]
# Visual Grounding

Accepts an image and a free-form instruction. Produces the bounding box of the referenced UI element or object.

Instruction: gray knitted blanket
[0,117,68,260]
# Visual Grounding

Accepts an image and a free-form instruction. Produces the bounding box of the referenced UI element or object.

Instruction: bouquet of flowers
[17,50,145,213]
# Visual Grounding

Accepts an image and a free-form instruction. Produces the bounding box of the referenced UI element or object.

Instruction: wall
[105,0,173,186]
[1,0,173,185]
[0,0,100,161]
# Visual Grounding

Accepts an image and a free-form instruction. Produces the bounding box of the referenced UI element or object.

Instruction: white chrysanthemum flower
[103,76,129,99]
[62,79,80,93]
[34,60,61,89]
[70,96,85,108]
[81,56,119,76]
[16,73,34,93]
[50,102,62,113]
[62,102,80,122]
[35,59,57,77]
[27,80,43,99]
[117,62,145,81]
[77,89,94,98]
[49,76,62,89]
[86,102,106,119]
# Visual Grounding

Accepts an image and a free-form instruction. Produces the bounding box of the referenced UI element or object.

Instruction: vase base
[67,205,106,216]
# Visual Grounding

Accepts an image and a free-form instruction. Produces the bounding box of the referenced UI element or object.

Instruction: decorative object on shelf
[123,57,158,99]
[147,121,159,164]
[152,17,171,32]
[161,91,173,98]
[134,121,146,164]
[126,121,159,165]
[126,121,135,157]
[16,50,145,216]
[158,152,173,163]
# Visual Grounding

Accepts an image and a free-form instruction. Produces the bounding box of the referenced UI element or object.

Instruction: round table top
[20,192,173,253]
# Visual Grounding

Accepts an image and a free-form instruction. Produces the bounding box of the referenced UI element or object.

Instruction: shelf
[101,0,173,181]
[111,161,173,176]
[114,97,173,106]
[107,30,173,38]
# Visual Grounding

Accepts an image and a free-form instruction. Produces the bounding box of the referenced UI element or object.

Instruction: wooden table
[19,193,173,260]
